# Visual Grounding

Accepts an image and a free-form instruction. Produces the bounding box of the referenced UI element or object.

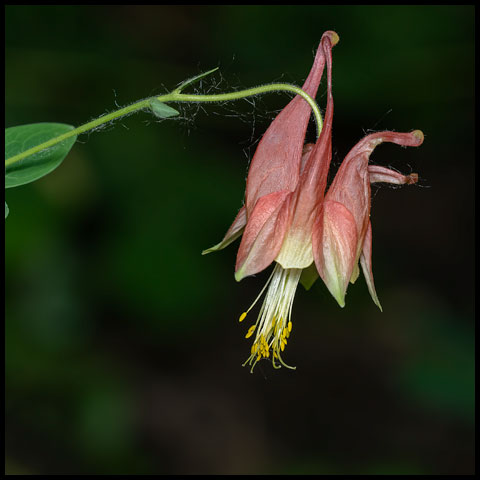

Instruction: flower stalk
[5,83,323,168]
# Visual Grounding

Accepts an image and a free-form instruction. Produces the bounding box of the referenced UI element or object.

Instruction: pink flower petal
[359,220,382,311]
[235,190,292,281]
[244,32,338,215]
[276,33,337,270]
[313,200,358,307]
[368,165,418,185]
[202,206,247,255]
[338,130,424,174]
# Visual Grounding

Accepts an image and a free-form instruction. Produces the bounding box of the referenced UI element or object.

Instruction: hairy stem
[5,83,323,168]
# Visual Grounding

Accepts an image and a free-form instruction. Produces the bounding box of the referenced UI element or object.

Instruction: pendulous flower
[204,31,337,371]
[203,31,424,372]
[312,130,424,311]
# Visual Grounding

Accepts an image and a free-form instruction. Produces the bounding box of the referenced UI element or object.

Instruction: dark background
[5,5,475,475]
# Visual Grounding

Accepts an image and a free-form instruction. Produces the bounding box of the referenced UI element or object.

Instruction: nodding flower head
[312,130,424,311]
[203,31,423,372]
[203,31,337,371]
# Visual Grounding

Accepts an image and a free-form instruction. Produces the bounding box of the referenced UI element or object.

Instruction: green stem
[5,99,151,168]
[168,83,323,136]
[5,83,322,168]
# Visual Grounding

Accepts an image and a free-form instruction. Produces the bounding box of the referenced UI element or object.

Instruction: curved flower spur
[203,31,424,372]
[313,130,424,312]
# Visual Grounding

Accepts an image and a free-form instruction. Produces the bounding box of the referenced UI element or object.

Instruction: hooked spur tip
[406,173,419,185]
[323,30,340,47]
[411,129,424,144]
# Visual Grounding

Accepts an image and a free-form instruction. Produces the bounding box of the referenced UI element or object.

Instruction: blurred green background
[5,5,474,475]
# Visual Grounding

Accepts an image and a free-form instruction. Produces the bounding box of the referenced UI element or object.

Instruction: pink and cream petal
[359,220,382,311]
[244,31,338,215]
[202,206,247,255]
[276,33,337,271]
[235,190,292,281]
[313,200,358,307]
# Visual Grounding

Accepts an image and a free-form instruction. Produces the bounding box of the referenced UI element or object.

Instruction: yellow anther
[288,321,292,332]
[239,312,247,323]
[281,342,285,352]
[245,325,256,339]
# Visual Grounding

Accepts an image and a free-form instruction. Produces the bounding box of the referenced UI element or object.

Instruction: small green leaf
[175,67,219,93]
[148,100,180,119]
[5,123,77,189]
[5,202,9,219]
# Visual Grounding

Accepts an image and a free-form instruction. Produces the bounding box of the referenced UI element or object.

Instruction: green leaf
[5,202,9,219]
[175,67,219,93]
[5,123,77,189]
[148,100,180,119]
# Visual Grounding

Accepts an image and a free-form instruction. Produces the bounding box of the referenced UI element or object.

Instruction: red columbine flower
[203,31,423,372]
[312,130,424,310]
[204,31,338,371]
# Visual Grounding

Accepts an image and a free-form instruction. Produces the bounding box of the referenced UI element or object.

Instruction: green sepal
[202,227,244,256]
[149,100,180,119]
[350,262,360,284]
[300,262,320,290]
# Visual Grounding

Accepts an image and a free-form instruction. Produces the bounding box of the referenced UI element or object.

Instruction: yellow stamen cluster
[239,263,302,372]
[251,335,270,360]
[279,320,292,351]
